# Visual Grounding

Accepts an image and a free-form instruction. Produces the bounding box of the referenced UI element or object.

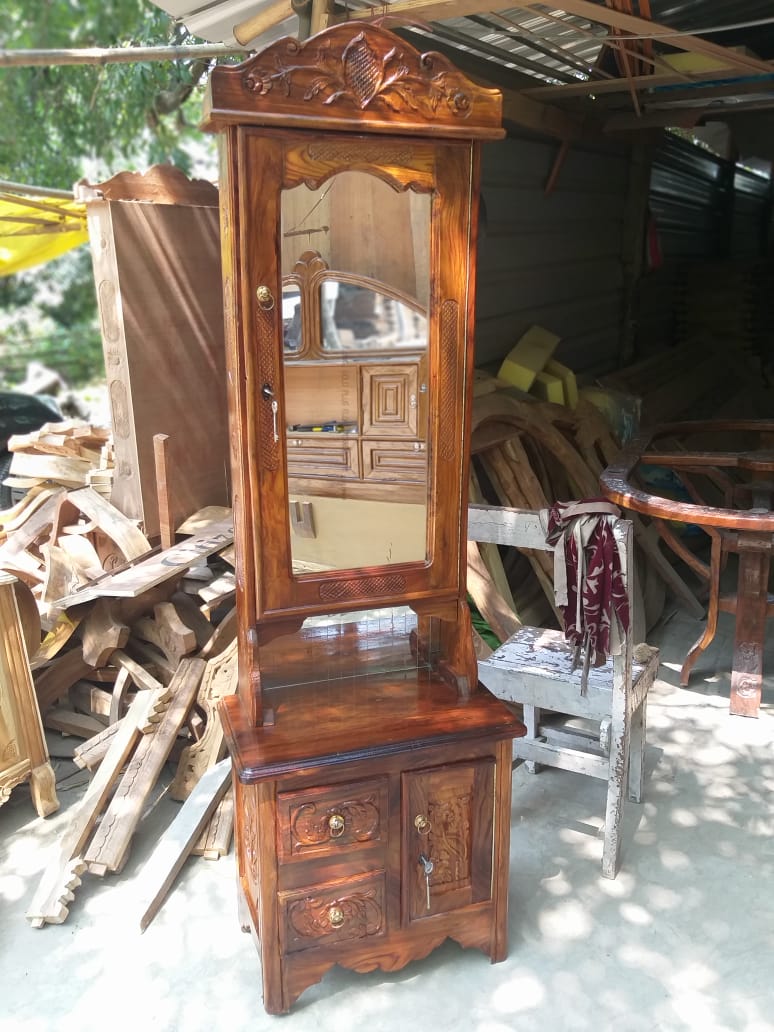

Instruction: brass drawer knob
[328,813,345,837]
[414,814,431,835]
[328,905,345,929]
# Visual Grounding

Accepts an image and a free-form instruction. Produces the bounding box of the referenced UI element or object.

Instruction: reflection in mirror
[281,169,431,575]
[282,284,302,354]
[321,280,427,352]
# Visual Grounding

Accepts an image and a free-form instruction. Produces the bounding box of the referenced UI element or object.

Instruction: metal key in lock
[419,853,434,911]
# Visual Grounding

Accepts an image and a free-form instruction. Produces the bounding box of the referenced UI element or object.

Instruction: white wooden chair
[470,503,660,879]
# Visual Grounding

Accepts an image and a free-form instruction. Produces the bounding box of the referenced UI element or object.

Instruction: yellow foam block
[497,326,560,392]
[530,370,565,405]
[544,358,578,409]
[661,47,755,75]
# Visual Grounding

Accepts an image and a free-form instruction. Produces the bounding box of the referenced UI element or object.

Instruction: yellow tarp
[0,194,88,276]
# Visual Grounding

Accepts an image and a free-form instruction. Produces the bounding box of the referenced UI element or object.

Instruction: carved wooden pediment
[203,23,503,140]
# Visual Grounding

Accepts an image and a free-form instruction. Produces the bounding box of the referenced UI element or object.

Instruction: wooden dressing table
[204,23,524,1013]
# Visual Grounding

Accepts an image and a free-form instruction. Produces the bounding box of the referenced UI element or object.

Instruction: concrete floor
[3,593,774,1032]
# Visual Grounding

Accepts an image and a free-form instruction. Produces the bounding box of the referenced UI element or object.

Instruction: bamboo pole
[0,43,249,68]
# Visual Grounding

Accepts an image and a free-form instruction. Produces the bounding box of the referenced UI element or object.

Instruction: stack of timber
[0,476,237,928]
[466,377,706,650]
[3,421,113,513]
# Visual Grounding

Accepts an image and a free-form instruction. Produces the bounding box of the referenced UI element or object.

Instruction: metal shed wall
[475,135,630,377]
[637,134,772,355]
[637,134,729,354]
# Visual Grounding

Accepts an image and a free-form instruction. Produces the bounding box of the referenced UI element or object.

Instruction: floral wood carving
[286,884,384,947]
[244,31,473,121]
[428,791,472,888]
[204,23,503,138]
[290,794,381,851]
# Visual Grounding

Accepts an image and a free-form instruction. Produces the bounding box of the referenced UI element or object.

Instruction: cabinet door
[403,759,495,922]
[362,364,419,438]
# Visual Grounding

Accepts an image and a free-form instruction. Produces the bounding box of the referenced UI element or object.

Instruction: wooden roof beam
[521,68,773,99]
[517,1,773,76]
[340,0,774,78]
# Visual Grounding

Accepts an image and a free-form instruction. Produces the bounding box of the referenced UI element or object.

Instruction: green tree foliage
[0,2,215,189]
[0,3,222,389]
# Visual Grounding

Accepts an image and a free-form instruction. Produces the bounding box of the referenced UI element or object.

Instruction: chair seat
[481,626,658,720]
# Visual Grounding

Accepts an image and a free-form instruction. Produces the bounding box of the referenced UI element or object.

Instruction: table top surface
[601,419,774,533]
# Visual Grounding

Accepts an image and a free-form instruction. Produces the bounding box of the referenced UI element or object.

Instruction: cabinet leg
[490,739,513,963]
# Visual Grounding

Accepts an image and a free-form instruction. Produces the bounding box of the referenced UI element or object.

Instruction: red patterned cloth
[543,499,630,679]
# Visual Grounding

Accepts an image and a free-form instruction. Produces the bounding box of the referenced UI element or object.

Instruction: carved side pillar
[0,572,59,817]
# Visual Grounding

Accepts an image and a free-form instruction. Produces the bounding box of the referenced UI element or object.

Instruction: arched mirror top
[283,250,428,361]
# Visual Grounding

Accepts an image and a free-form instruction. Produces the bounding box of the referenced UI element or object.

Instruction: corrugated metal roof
[149,1,774,159]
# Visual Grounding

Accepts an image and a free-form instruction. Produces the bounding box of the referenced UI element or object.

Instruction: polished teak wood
[205,23,522,1014]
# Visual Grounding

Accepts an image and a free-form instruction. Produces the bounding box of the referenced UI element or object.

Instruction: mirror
[280,169,431,574]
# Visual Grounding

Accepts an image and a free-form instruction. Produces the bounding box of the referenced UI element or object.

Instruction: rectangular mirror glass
[280,169,431,575]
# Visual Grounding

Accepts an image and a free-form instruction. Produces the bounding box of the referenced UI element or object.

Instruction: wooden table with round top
[601,419,774,718]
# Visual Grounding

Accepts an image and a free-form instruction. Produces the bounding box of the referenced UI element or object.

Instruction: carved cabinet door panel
[403,759,495,922]
[362,364,420,438]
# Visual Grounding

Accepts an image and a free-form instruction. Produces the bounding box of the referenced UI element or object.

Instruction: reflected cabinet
[204,23,523,1013]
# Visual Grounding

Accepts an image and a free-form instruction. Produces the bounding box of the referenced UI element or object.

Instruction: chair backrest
[467,502,633,585]
[467,502,637,692]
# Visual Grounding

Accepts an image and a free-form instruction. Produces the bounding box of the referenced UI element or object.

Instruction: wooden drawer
[286,436,359,479]
[362,440,427,483]
[277,777,389,862]
[280,870,386,953]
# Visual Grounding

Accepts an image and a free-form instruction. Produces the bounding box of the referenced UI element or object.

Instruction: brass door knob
[328,813,345,837]
[256,285,275,311]
[414,814,431,835]
[328,905,345,928]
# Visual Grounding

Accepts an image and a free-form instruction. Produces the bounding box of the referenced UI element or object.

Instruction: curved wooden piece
[602,426,774,532]
[680,531,723,686]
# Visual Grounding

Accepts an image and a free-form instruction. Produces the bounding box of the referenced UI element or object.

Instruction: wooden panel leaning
[469,503,660,879]
[0,572,58,817]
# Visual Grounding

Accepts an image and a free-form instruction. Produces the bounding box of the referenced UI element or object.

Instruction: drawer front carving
[362,440,427,483]
[277,778,389,861]
[404,759,495,921]
[362,364,419,437]
[286,437,359,479]
[280,871,386,953]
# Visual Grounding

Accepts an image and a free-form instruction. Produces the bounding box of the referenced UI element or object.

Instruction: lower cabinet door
[403,759,495,922]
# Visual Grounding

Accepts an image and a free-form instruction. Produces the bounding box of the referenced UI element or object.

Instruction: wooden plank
[466,539,521,645]
[138,757,231,931]
[192,786,234,859]
[83,657,206,875]
[44,707,106,738]
[9,452,91,484]
[169,637,237,801]
[34,647,93,712]
[26,689,158,926]
[66,487,151,561]
[72,720,121,770]
[54,517,234,606]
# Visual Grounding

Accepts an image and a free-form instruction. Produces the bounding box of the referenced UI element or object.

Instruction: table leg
[680,532,722,686]
[729,549,770,718]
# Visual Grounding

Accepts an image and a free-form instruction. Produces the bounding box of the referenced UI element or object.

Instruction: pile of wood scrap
[5,420,114,499]
[0,457,238,927]
[466,378,706,652]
